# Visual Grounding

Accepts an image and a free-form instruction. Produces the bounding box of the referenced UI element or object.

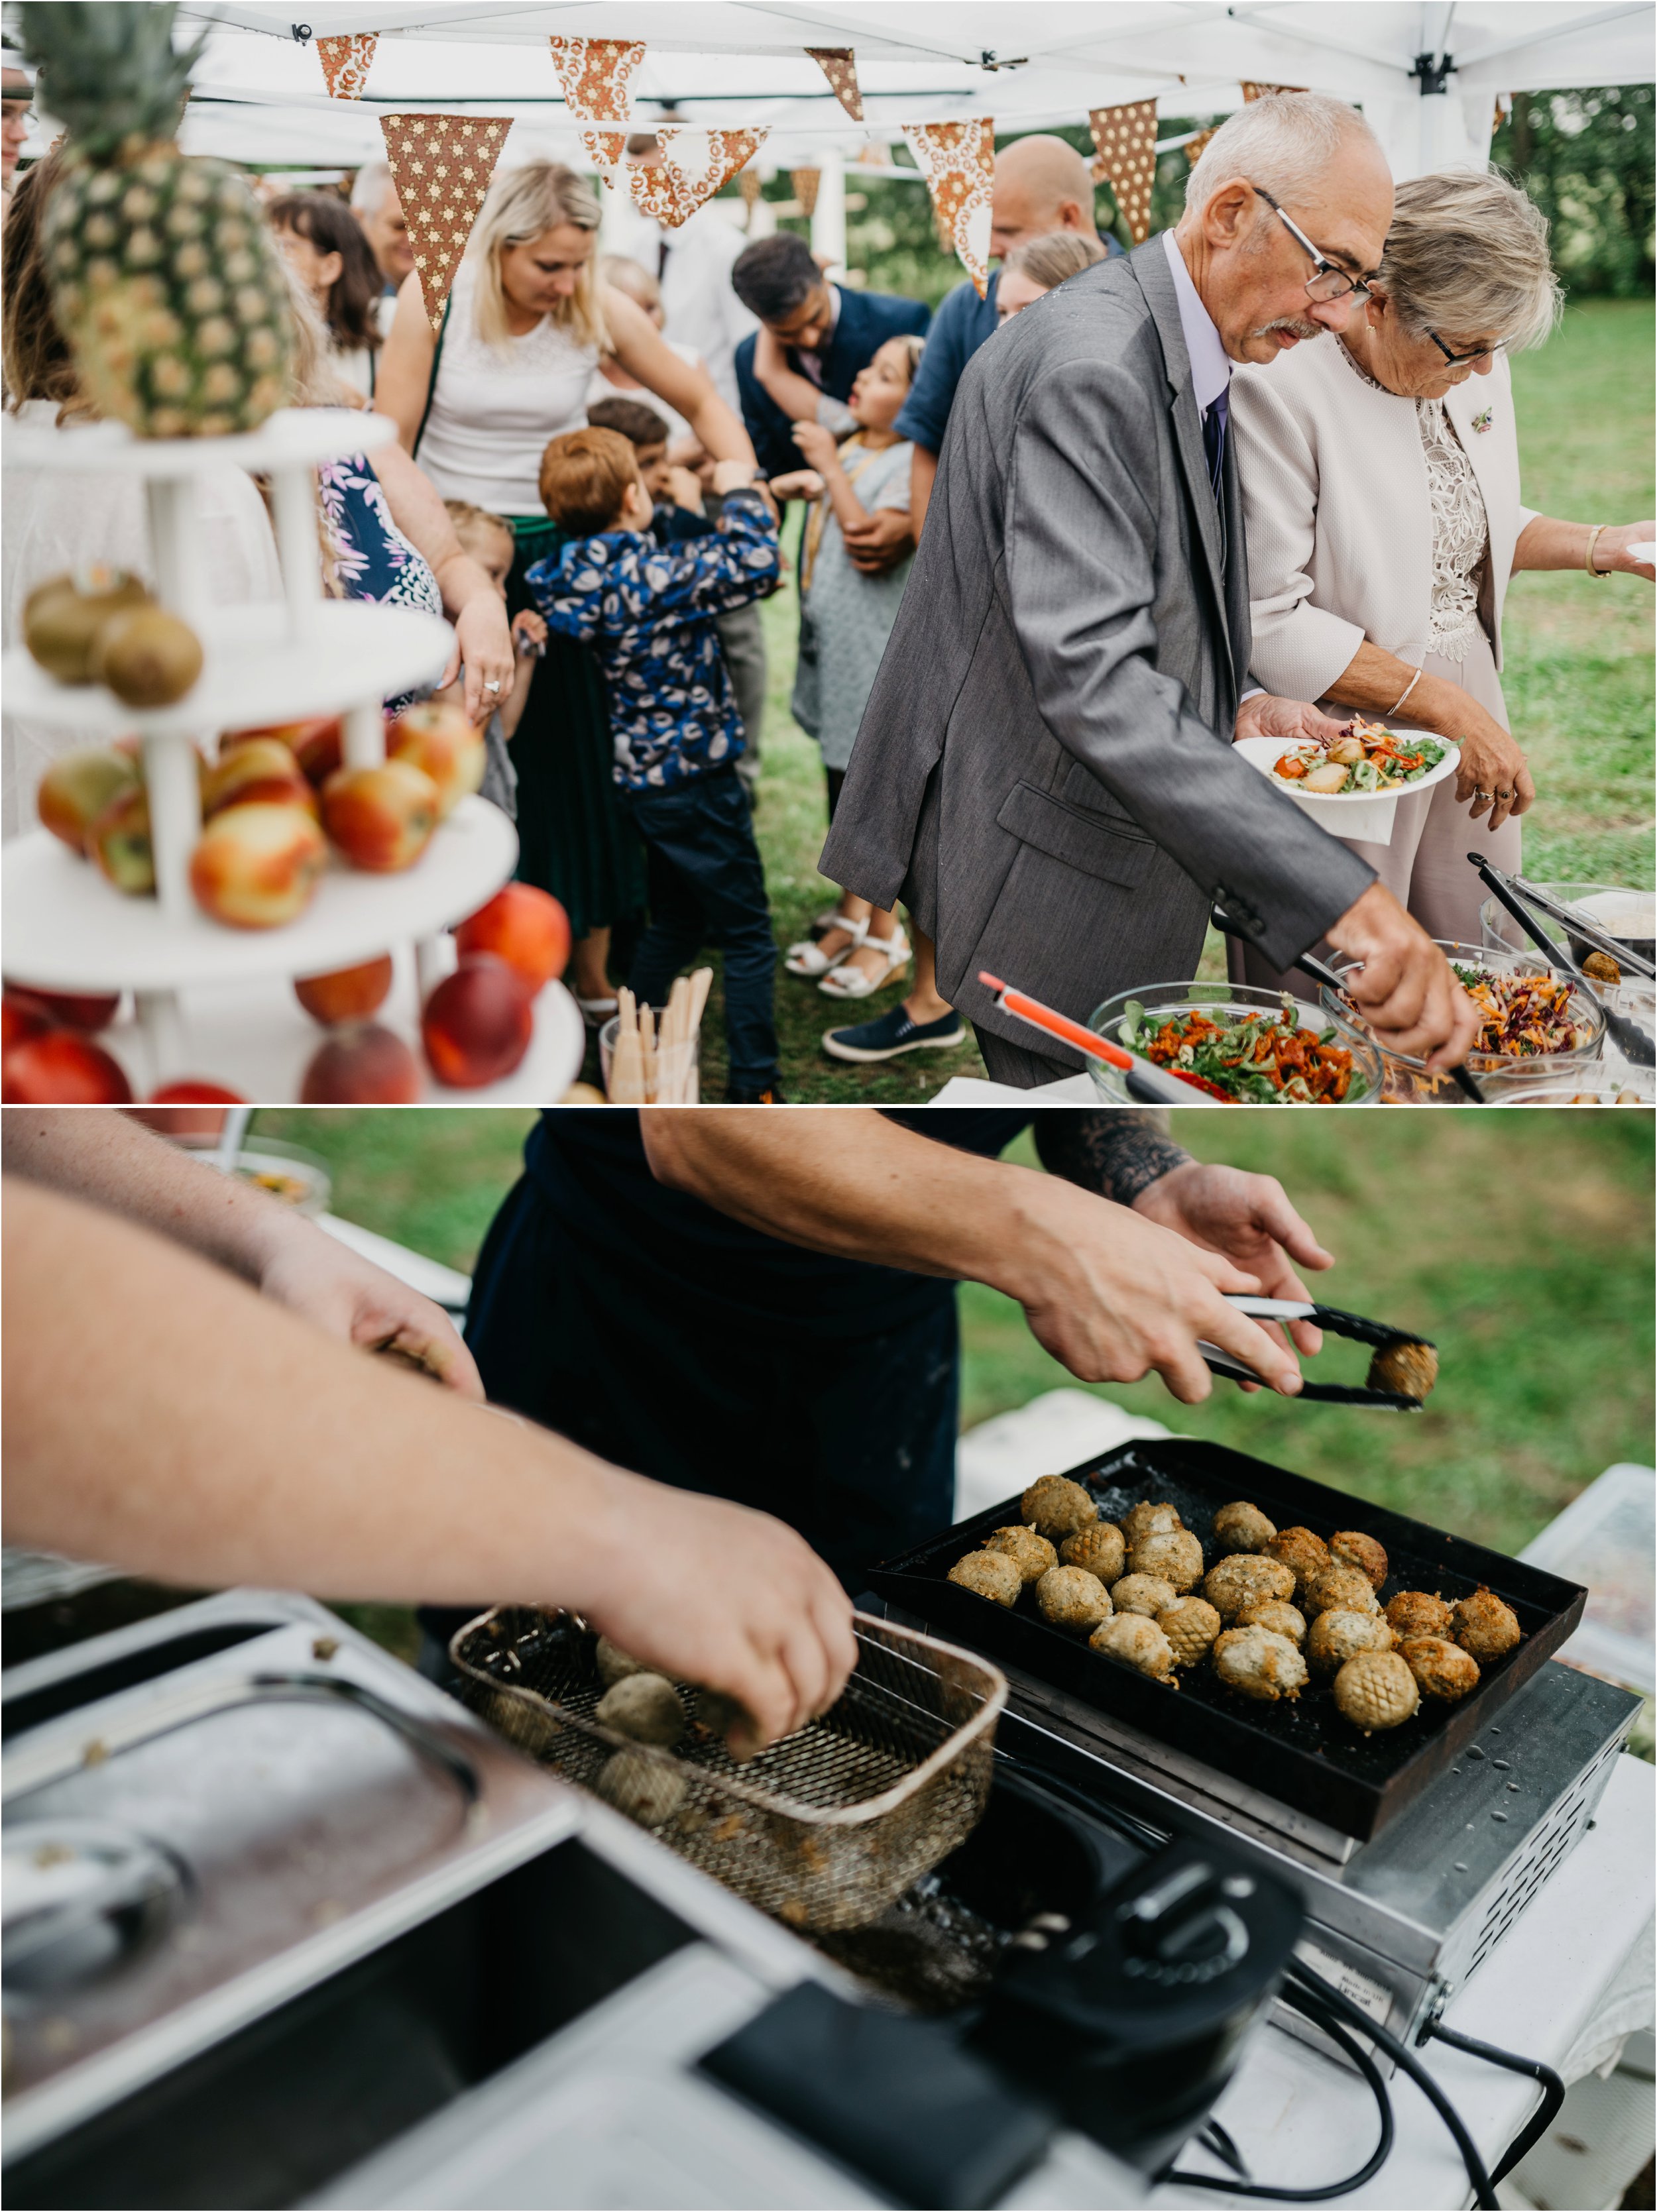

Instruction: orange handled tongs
[978,973,1221,1105]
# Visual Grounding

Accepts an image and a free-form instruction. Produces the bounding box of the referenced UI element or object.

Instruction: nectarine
[223,715,343,787]
[301,1023,422,1103]
[294,955,394,1026]
[146,1079,247,1105]
[89,783,156,896]
[388,701,485,820]
[3,1030,133,1104]
[203,738,315,820]
[321,760,439,873]
[1,985,120,1033]
[37,747,141,855]
[453,884,570,993]
[422,956,532,1089]
[2,993,54,1056]
[189,802,327,929]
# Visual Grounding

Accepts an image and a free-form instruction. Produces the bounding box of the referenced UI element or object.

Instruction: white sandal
[819,927,911,999]
[785,914,868,978]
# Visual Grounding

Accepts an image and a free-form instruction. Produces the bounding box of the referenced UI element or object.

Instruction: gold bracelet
[1585,524,1610,577]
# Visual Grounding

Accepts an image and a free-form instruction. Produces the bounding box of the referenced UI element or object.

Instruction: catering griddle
[868,1439,1586,1843]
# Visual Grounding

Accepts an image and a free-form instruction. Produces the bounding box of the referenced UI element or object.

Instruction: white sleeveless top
[415,260,597,516]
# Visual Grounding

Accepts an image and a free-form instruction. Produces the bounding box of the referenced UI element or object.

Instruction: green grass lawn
[251,1105,1652,1562]
[701,299,1652,1099]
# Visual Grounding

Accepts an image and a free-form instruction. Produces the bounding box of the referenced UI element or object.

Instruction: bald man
[899,134,1116,535]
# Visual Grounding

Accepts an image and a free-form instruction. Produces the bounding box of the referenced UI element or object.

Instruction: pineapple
[21,3,292,437]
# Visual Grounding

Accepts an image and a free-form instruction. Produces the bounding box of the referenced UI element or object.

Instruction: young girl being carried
[432,501,545,818]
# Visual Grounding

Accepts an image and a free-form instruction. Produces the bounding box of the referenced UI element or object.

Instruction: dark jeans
[625,767,778,1091]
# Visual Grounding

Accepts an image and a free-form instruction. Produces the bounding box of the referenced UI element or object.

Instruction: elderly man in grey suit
[820,93,1480,1086]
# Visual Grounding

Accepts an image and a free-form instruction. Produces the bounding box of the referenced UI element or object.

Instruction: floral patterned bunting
[791,167,821,217]
[378,114,514,326]
[627,127,768,228]
[317,32,376,100]
[1241,82,1308,100]
[547,34,646,184]
[1088,99,1159,244]
[902,120,995,297]
[805,46,864,121]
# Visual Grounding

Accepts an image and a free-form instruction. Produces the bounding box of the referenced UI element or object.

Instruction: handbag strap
[412,294,453,463]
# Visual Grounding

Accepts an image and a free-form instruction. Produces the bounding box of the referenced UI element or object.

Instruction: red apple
[321,760,439,873]
[89,783,156,896]
[189,801,328,929]
[203,738,315,820]
[421,955,533,1089]
[36,746,142,854]
[3,1030,133,1104]
[453,884,570,993]
[388,700,485,820]
[146,1079,247,1105]
[294,954,394,1026]
[1,985,120,1032]
[224,715,343,787]
[301,1022,422,1103]
[2,992,54,1056]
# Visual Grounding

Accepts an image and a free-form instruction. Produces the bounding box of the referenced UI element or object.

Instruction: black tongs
[1467,855,1654,1068]
[1199,1296,1436,1409]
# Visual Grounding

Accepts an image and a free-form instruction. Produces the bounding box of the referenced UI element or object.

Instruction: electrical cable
[1198,2117,1251,2180]
[1422,2019,1566,2185]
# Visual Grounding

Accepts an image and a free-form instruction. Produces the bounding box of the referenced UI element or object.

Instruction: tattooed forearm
[1032,1111,1190,1208]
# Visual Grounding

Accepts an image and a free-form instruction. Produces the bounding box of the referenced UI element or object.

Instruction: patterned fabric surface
[806,46,864,119]
[628,129,768,228]
[319,453,443,712]
[527,488,779,793]
[378,113,514,324]
[546,34,645,181]
[317,32,376,99]
[902,120,995,296]
[1089,100,1159,244]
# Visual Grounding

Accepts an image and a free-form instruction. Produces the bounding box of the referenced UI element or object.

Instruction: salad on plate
[1275,716,1448,796]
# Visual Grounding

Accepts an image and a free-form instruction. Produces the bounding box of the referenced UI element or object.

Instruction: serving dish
[1086,982,1383,1104]
[1235,726,1459,844]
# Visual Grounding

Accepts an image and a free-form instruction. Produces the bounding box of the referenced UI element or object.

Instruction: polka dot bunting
[805,47,864,121]
[902,121,996,297]
[1088,100,1159,244]
[627,128,769,229]
[1183,126,1218,166]
[377,114,514,327]
[317,33,376,100]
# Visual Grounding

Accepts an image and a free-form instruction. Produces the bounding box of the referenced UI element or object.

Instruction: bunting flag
[805,46,864,121]
[1241,81,1308,100]
[627,128,769,228]
[738,165,764,209]
[1183,126,1218,165]
[1088,99,1159,245]
[902,120,995,296]
[791,166,821,217]
[547,35,646,184]
[378,114,514,326]
[316,32,376,100]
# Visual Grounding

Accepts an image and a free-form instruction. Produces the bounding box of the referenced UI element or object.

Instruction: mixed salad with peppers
[1119,997,1363,1103]
[1274,716,1449,795]
[1450,964,1593,1058]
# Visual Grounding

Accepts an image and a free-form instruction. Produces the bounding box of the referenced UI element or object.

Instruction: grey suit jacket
[819,236,1377,1061]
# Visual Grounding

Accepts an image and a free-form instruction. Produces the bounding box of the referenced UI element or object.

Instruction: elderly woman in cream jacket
[1229,169,1652,987]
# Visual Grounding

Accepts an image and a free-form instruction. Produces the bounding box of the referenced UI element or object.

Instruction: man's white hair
[1184,91,1380,214]
[350,160,395,219]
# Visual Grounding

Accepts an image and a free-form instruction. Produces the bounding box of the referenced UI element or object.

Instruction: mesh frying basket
[451,1608,1007,1932]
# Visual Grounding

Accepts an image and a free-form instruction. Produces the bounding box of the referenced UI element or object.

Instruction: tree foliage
[1493,85,1654,297]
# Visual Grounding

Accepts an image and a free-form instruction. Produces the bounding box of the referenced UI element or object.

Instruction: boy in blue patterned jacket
[529,427,783,1102]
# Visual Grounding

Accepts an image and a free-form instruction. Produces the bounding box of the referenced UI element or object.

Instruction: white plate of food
[1236,717,1460,843]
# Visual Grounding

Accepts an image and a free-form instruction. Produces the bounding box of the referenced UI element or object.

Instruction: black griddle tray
[868,1438,1586,1842]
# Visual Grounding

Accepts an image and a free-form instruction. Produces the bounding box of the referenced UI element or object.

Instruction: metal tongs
[1466,855,1654,1069]
[1200,1296,1436,1409]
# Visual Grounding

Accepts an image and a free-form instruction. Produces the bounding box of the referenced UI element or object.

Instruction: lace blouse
[1339,343,1488,659]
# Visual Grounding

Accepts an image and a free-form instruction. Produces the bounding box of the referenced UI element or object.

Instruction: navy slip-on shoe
[821,1005,967,1064]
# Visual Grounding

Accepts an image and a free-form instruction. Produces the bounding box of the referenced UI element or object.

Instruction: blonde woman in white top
[375,161,758,1015]
[1230,169,1652,983]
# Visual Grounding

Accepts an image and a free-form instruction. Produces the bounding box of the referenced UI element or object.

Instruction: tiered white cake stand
[1,408,584,1102]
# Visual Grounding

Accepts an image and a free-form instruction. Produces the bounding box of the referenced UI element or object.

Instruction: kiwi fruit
[24,569,154,685]
[93,609,203,709]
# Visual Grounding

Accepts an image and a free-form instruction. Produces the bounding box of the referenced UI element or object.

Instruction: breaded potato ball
[1308,1608,1396,1676]
[1304,1562,1382,1618]
[1159,1596,1222,1667]
[1213,1625,1307,1702]
[1062,1521,1126,1583]
[1334,1650,1420,1732]
[1203,1553,1296,1622]
[595,1673,685,1746]
[948,1551,1023,1606]
[1129,1527,1205,1594]
[1021,1475,1098,1542]
[1386,1590,1455,1641]
[1121,1501,1183,1548]
[1368,1340,1438,1400]
[1265,1525,1330,1596]
[1236,1598,1306,1646]
[1330,1530,1389,1590]
[1401,1635,1481,1702]
[1213,1500,1277,1554]
[1037,1565,1113,1631]
[1453,1588,1522,1663]
[984,1525,1058,1584]
[1090,1613,1178,1685]
[597,1748,687,1826]
[596,1635,650,1688]
[1112,1572,1178,1618]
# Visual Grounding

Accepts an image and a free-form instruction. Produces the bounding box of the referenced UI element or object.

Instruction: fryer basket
[450,1608,1007,1932]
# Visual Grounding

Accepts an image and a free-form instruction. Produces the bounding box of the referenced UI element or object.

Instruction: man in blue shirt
[898,134,1118,536]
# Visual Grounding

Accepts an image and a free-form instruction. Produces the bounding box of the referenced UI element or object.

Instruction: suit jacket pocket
[995,780,1159,890]
[1057,759,1157,835]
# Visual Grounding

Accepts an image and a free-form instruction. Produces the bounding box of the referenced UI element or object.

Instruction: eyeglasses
[1251,186,1373,306]
[1426,329,1508,367]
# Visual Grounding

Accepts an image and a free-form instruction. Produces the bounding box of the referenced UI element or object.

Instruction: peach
[294,955,394,1026]
[203,738,315,820]
[145,1080,247,1105]
[2,985,120,1032]
[453,884,570,993]
[301,1022,422,1103]
[2,993,55,1056]
[36,746,142,854]
[223,715,343,787]
[89,783,156,896]
[388,700,485,820]
[422,956,532,1088]
[321,759,439,873]
[189,801,327,929]
[3,1030,133,1104]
